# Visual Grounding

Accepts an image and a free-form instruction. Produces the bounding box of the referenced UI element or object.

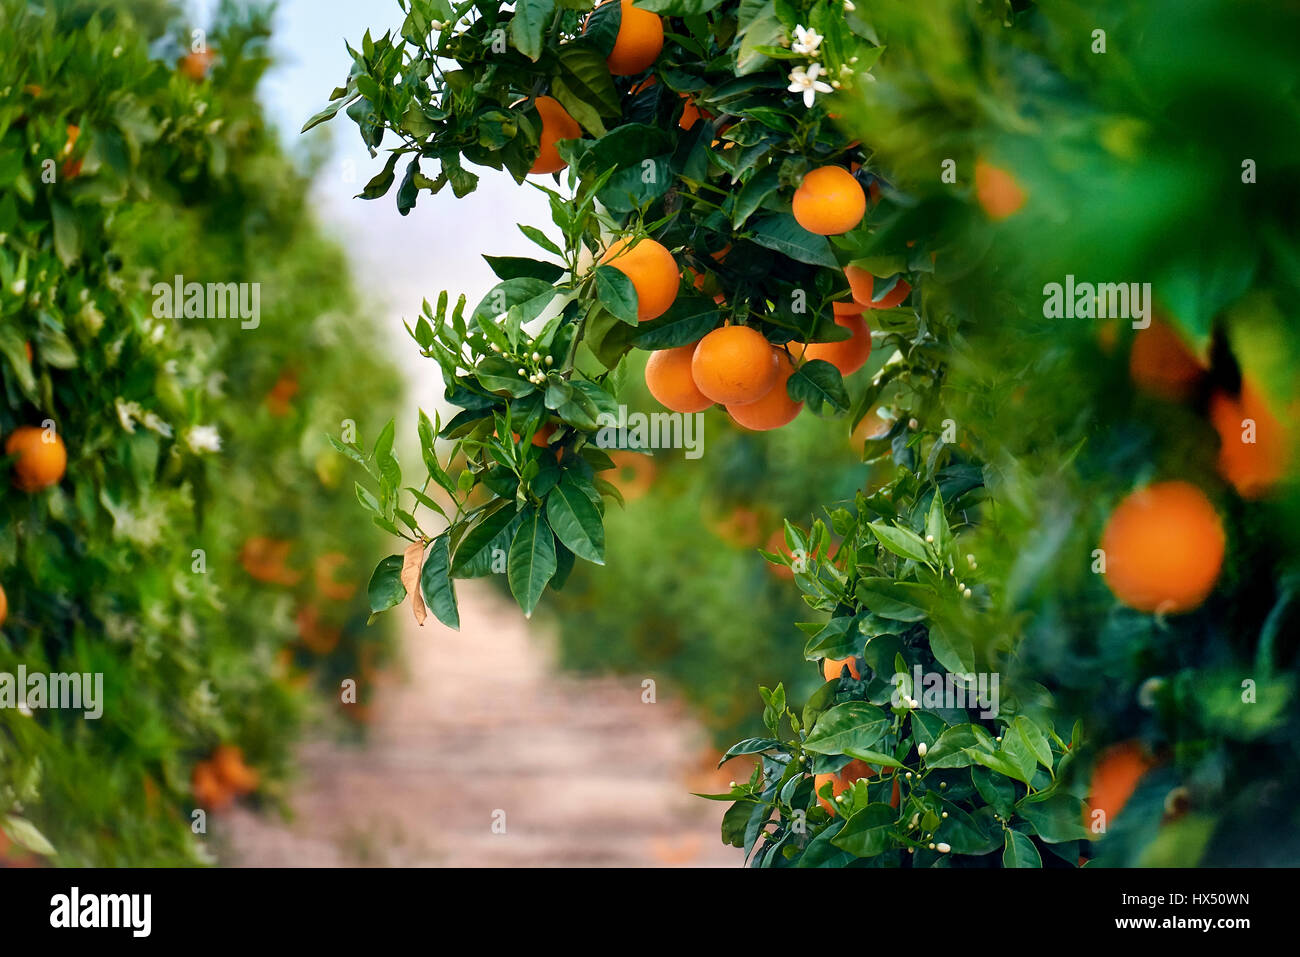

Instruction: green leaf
[970,748,1034,786]
[788,359,849,415]
[632,293,720,349]
[1003,829,1042,868]
[749,213,837,266]
[595,264,640,325]
[508,506,557,616]
[510,0,555,60]
[367,554,407,614]
[803,701,889,755]
[925,725,992,769]
[868,522,932,563]
[927,619,976,674]
[451,502,517,574]
[419,534,460,630]
[831,803,896,858]
[544,477,606,564]
[720,737,782,761]
[1017,793,1089,843]
[484,255,566,283]
[934,805,1001,856]
[1012,716,1054,770]
[855,579,931,622]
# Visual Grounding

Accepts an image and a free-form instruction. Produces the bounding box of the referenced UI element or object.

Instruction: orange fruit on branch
[974,159,1026,220]
[801,301,872,375]
[645,343,714,413]
[191,761,233,811]
[211,745,260,795]
[599,0,664,76]
[528,95,581,175]
[239,537,302,586]
[815,759,899,815]
[1086,740,1154,828]
[691,325,779,405]
[1210,381,1292,499]
[845,266,910,309]
[1099,480,1225,614]
[601,236,680,321]
[822,656,861,681]
[0,584,7,629]
[1129,319,1204,401]
[607,450,656,501]
[726,351,802,430]
[6,425,67,492]
[792,166,866,236]
[178,48,215,82]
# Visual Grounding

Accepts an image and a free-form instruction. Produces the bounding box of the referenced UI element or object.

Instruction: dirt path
[224,579,744,867]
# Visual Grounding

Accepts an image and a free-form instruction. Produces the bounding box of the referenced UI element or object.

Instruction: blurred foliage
[0,0,399,865]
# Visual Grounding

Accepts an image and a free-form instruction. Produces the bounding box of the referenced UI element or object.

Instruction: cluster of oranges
[1099,317,1293,615]
[527,0,663,175]
[191,744,260,811]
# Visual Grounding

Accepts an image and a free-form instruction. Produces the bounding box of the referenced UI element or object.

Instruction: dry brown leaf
[400,539,428,626]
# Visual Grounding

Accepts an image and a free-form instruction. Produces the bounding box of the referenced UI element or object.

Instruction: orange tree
[1,0,398,865]
[319,0,1300,867]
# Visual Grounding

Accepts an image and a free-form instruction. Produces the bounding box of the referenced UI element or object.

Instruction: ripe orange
[296,603,342,655]
[822,656,860,681]
[974,159,1026,220]
[845,266,911,309]
[690,268,726,304]
[708,505,763,548]
[314,552,358,601]
[678,96,710,130]
[765,527,796,580]
[645,344,714,413]
[851,405,892,444]
[801,302,872,375]
[1100,480,1225,614]
[815,760,899,814]
[601,0,664,75]
[266,369,299,417]
[239,537,303,586]
[1086,740,1154,827]
[1129,319,1204,400]
[60,124,82,179]
[691,325,779,405]
[1210,382,1291,499]
[607,450,657,501]
[727,351,802,430]
[178,49,214,82]
[6,425,67,492]
[528,95,581,175]
[0,584,7,628]
[212,745,260,795]
[792,166,866,235]
[601,237,680,321]
[191,761,233,810]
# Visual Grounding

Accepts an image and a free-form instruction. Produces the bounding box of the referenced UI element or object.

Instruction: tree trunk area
[223,579,744,867]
